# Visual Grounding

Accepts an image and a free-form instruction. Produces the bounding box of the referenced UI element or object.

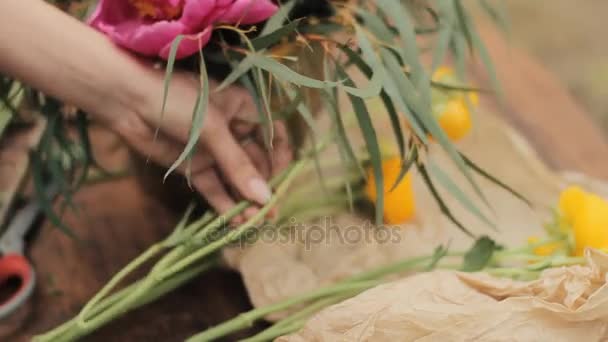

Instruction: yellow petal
[559,186,587,223]
[365,157,416,225]
[572,194,608,256]
[438,99,472,141]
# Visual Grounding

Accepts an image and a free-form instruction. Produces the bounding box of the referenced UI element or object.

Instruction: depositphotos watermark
[209,216,404,250]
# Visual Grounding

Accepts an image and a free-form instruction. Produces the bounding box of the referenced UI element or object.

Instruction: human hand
[103,70,292,224]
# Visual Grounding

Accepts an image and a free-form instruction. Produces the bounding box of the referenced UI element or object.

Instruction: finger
[265,121,293,176]
[192,168,244,225]
[202,124,272,206]
[243,141,272,180]
[114,114,213,174]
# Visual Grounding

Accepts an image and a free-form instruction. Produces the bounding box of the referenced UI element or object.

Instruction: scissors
[0,194,47,319]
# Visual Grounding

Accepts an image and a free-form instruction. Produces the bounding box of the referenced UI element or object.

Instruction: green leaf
[0,99,14,139]
[453,0,474,54]
[252,67,274,147]
[30,150,77,239]
[216,54,255,92]
[337,44,408,155]
[336,65,384,225]
[355,8,395,44]
[381,48,491,210]
[461,236,500,272]
[425,244,449,271]
[417,163,474,237]
[156,35,185,142]
[460,153,532,206]
[428,162,496,230]
[390,145,417,192]
[251,18,303,51]
[431,24,452,73]
[261,0,297,36]
[251,54,340,89]
[164,52,209,180]
[376,0,427,88]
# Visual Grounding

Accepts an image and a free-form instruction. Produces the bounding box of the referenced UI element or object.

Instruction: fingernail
[249,178,272,204]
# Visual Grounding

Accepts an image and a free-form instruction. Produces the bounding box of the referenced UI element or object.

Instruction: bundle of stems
[34,136,336,342]
[188,238,585,342]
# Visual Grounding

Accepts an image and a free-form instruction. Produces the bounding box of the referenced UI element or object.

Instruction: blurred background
[506,0,608,131]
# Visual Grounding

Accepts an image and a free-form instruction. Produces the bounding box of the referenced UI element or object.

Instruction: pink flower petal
[159,28,213,59]
[179,0,219,30]
[109,20,187,57]
[87,0,137,26]
[218,0,278,25]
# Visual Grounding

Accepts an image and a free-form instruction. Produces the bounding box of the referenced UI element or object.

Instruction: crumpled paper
[279,249,608,341]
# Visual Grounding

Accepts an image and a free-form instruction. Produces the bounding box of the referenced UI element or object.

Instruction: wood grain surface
[2,23,607,341]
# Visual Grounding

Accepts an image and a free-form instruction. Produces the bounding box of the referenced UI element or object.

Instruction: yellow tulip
[365,157,416,225]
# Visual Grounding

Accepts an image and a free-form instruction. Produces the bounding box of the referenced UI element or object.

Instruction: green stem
[77,243,164,323]
[346,255,433,282]
[160,160,309,281]
[34,259,218,342]
[243,292,358,342]
[186,281,380,342]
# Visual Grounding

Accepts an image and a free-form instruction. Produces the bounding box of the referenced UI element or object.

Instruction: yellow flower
[559,186,587,224]
[365,157,416,225]
[571,194,608,256]
[527,236,564,256]
[437,99,472,141]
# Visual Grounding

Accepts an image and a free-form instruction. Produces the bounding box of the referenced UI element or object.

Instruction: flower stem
[159,160,309,281]
[77,243,164,324]
[34,259,218,342]
[243,292,358,342]
[186,281,380,342]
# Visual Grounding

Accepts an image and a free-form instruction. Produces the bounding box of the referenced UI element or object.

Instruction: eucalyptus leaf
[164,52,209,179]
[381,48,491,210]
[417,163,474,237]
[336,66,384,225]
[337,44,408,155]
[461,236,500,272]
[429,162,496,230]
[251,18,303,51]
[460,153,531,206]
[156,35,184,142]
[261,0,296,36]
[251,54,340,89]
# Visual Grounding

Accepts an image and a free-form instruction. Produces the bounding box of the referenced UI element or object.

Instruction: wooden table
[3,24,608,342]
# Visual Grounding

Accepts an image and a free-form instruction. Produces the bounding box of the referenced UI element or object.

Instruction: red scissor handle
[0,254,35,319]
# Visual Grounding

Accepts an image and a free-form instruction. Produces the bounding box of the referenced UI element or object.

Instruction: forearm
[0,0,154,124]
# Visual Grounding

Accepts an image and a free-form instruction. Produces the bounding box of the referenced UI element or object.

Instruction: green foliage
[461,236,502,272]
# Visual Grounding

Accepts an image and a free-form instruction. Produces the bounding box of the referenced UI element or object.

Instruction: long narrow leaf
[164,53,209,179]
[429,162,496,229]
[381,48,491,209]
[460,153,532,206]
[336,66,384,225]
[156,35,185,141]
[417,163,474,237]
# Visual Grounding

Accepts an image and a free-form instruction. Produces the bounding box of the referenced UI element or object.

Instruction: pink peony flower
[89,0,278,60]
